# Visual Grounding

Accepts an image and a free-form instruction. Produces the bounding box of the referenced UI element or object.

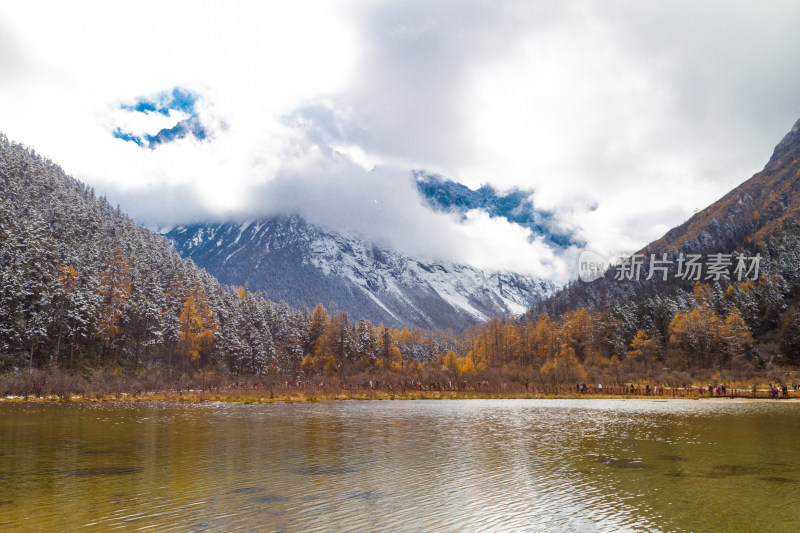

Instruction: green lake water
[0,399,798,532]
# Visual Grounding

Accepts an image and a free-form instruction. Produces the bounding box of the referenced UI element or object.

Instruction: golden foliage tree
[301,303,329,375]
[541,346,585,386]
[722,308,754,364]
[459,355,477,374]
[58,264,78,290]
[378,326,403,370]
[669,303,722,369]
[532,313,557,364]
[443,350,459,376]
[692,281,714,307]
[177,284,217,372]
[629,329,658,373]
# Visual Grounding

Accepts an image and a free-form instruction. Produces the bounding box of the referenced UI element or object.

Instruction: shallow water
[0,399,798,532]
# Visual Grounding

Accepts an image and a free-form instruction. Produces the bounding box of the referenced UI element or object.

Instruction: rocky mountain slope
[164,215,554,330]
[642,117,800,256]
[534,116,800,353]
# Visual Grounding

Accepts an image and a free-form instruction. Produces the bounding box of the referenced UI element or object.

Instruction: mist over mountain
[0,132,474,376]
[164,215,555,331]
[0,132,314,374]
[531,117,800,364]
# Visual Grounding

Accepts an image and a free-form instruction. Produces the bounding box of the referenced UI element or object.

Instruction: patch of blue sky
[167,87,198,114]
[111,127,145,147]
[120,87,199,116]
[114,87,206,149]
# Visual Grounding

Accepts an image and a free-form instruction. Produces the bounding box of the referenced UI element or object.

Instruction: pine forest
[2,133,799,398]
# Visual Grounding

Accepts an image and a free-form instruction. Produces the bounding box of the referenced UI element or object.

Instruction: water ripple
[1,399,799,531]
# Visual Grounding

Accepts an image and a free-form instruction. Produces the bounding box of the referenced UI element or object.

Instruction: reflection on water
[0,399,799,532]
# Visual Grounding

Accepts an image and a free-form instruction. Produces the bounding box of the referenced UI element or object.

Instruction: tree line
[2,133,799,386]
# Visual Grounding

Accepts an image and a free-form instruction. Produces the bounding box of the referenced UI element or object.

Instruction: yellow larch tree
[177,284,217,373]
[301,303,328,375]
[722,308,754,366]
[629,329,658,373]
[532,313,557,364]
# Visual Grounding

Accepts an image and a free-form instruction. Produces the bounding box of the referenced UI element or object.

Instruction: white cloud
[1,1,800,284]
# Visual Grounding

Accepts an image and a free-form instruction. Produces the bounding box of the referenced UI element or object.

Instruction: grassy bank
[3,386,798,404]
[2,367,798,404]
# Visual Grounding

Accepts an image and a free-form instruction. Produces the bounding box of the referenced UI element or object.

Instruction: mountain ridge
[535,115,800,342]
[414,172,579,248]
[641,117,800,257]
[164,214,554,330]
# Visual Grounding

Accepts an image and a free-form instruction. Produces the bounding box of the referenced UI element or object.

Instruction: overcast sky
[2,0,800,284]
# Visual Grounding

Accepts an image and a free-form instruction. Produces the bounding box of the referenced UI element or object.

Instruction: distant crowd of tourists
[575,383,666,395]
[768,383,791,399]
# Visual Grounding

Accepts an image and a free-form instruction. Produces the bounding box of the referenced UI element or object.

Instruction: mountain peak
[165,214,554,329]
[766,117,800,168]
[637,115,800,255]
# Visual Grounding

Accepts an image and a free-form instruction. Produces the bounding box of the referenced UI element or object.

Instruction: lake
[0,399,798,532]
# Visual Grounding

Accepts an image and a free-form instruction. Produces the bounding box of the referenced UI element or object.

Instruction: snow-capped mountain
[164,215,554,330]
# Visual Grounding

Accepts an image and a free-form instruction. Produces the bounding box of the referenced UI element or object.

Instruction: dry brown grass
[2,367,798,404]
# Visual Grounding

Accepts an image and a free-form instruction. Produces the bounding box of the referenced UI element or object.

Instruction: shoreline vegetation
[6,133,800,415]
[2,368,797,404]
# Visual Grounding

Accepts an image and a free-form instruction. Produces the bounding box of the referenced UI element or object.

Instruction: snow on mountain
[164,215,554,330]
